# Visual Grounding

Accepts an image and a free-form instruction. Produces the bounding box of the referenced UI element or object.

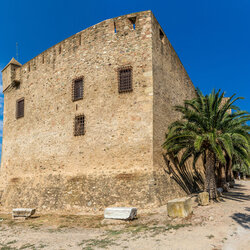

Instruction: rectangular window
[16,98,24,119]
[118,67,133,93]
[74,115,85,136]
[72,77,84,101]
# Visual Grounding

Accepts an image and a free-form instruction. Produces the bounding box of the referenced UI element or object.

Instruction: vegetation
[233,162,250,177]
[163,89,250,199]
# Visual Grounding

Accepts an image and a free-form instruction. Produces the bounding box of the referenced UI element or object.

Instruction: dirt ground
[0,180,249,250]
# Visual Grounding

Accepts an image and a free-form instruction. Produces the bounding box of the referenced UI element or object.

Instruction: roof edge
[1,58,22,72]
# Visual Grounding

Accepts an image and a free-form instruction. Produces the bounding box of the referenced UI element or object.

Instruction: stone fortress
[0,10,198,213]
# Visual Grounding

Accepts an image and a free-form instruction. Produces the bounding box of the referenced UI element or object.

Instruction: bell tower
[1,58,22,92]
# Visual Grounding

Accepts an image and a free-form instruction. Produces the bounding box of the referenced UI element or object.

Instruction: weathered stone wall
[151,13,198,204]
[0,11,202,212]
[2,173,158,213]
[1,11,156,212]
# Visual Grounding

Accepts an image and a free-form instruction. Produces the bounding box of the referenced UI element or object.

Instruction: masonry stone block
[104,207,137,220]
[167,197,193,218]
[12,208,36,219]
[198,192,209,206]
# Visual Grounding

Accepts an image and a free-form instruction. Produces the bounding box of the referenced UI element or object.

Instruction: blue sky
[0,0,249,160]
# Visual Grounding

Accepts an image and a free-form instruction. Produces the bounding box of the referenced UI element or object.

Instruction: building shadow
[231,208,250,229]
[163,154,204,195]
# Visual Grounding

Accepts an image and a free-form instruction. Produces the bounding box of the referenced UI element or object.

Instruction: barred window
[74,115,85,136]
[118,67,132,93]
[72,77,84,101]
[16,98,24,119]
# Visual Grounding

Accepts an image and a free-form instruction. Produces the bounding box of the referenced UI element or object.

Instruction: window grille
[16,98,24,119]
[74,115,85,136]
[72,77,84,101]
[118,67,133,93]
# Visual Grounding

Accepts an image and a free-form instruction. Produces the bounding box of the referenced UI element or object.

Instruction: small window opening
[159,29,164,41]
[118,67,133,93]
[59,45,61,54]
[42,55,45,64]
[16,98,24,119]
[79,34,81,45]
[28,64,30,72]
[13,80,20,89]
[74,115,85,136]
[114,22,117,33]
[72,77,84,101]
[129,17,136,30]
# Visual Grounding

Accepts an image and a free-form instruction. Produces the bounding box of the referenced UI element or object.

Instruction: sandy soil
[0,180,249,250]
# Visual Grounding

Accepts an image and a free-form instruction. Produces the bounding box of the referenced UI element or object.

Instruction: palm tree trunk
[226,155,232,182]
[220,163,228,191]
[204,150,217,199]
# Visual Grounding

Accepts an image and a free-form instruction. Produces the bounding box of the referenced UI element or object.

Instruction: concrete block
[198,192,209,206]
[167,197,192,218]
[12,208,36,219]
[104,207,137,220]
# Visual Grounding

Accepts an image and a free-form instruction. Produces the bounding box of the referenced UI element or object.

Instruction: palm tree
[232,150,250,179]
[163,89,250,199]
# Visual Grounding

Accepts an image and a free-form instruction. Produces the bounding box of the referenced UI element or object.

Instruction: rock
[209,216,214,221]
[167,197,193,218]
[217,188,223,196]
[12,208,36,220]
[198,192,209,206]
[104,207,137,220]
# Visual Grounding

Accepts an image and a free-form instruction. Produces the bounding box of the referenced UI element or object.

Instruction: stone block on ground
[167,197,193,218]
[104,207,137,220]
[198,192,209,206]
[12,208,36,220]
[217,187,223,196]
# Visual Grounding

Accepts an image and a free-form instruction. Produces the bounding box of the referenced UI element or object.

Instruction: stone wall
[151,13,199,204]
[0,11,202,212]
[1,11,156,212]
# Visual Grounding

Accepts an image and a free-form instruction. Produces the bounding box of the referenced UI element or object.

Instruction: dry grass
[0,213,103,229]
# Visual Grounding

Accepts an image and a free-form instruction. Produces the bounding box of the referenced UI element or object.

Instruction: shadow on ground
[231,208,250,229]
[222,184,250,202]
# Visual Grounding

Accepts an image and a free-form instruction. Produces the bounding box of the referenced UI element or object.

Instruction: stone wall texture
[0,11,200,213]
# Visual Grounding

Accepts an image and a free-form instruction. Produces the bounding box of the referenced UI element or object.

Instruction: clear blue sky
[0,0,249,159]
